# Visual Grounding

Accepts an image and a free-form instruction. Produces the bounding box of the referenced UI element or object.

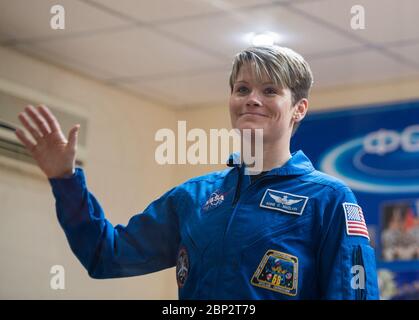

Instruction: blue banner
[291,100,419,300]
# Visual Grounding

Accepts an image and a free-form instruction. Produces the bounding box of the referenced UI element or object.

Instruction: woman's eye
[236,86,249,94]
[264,88,277,95]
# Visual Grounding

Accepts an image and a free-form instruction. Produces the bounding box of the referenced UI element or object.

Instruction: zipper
[231,167,276,208]
[231,166,242,207]
[224,168,298,248]
[228,169,288,234]
[213,167,278,298]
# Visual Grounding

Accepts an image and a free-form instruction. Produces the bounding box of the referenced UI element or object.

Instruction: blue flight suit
[49,150,379,299]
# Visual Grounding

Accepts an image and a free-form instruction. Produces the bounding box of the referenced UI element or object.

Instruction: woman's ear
[293,98,309,123]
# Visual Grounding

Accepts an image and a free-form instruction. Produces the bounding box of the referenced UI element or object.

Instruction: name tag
[259,189,308,215]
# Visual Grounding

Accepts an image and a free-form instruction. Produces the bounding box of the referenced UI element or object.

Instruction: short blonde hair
[229,46,314,135]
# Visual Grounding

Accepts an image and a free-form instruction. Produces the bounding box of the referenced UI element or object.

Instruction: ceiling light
[246,32,281,46]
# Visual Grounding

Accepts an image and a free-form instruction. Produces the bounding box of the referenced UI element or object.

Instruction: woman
[14,46,379,299]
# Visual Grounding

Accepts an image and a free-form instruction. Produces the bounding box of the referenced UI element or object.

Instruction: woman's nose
[246,91,262,107]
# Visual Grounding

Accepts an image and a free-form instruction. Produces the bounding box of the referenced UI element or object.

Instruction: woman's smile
[239,112,270,118]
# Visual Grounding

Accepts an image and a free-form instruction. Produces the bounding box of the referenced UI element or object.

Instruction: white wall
[0,46,178,299]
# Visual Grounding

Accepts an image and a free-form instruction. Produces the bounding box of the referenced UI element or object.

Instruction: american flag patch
[343,202,370,240]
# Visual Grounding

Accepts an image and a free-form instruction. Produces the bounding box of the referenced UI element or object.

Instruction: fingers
[18,111,42,142]
[24,105,51,136]
[67,124,80,149]
[14,128,36,151]
[37,105,61,133]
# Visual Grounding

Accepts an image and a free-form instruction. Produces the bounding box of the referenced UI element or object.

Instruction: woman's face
[229,63,296,143]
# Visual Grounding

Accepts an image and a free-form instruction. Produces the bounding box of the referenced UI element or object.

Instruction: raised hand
[15,105,80,179]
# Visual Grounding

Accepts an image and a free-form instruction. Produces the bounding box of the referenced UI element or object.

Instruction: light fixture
[245,32,281,46]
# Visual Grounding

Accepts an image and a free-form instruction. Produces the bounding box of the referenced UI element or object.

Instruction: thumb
[68,124,80,149]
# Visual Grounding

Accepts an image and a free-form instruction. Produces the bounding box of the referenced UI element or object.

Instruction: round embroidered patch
[176,246,189,288]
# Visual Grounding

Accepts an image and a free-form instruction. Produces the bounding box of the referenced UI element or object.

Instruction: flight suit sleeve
[317,186,380,299]
[49,168,181,279]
